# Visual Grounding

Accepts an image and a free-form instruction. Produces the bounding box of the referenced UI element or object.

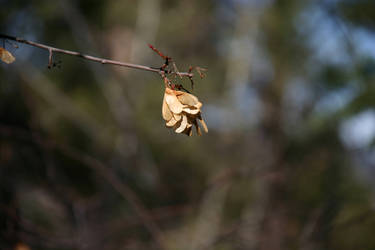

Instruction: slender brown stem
[0,34,193,78]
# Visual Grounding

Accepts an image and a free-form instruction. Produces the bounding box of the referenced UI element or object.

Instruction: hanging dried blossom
[162,87,208,136]
[0,47,15,64]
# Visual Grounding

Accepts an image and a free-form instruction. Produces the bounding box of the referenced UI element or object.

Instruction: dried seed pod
[162,87,208,136]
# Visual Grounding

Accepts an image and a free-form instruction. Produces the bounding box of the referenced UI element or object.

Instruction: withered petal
[163,87,208,136]
[173,113,182,122]
[175,115,188,133]
[183,107,200,115]
[176,92,199,106]
[166,117,178,127]
[172,118,182,130]
[165,88,183,114]
[195,101,203,109]
[162,95,173,121]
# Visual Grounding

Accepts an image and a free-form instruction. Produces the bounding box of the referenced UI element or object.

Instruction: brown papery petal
[0,47,15,64]
[183,107,200,115]
[175,115,188,133]
[162,95,173,121]
[166,117,178,127]
[173,113,182,122]
[172,118,182,130]
[177,92,200,106]
[165,88,183,114]
[194,101,203,109]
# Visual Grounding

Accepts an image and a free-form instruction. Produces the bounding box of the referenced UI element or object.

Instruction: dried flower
[0,47,15,64]
[162,87,208,136]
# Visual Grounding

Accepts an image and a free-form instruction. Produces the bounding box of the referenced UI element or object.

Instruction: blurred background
[1,0,375,249]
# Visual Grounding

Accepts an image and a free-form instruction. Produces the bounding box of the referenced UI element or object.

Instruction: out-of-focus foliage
[1,0,375,250]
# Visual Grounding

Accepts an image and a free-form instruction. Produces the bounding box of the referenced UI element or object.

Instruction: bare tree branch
[0,34,194,78]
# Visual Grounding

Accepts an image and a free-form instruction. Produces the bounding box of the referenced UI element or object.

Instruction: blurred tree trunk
[256,1,299,249]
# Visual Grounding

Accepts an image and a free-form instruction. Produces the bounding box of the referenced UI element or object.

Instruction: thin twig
[0,34,193,78]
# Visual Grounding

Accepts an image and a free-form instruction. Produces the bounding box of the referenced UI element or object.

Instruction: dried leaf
[0,47,15,64]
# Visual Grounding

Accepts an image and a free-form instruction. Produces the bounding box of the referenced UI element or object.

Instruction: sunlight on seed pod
[165,88,184,114]
[175,115,188,133]
[162,86,208,136]
[166,117,178,127]
[183,106,200,115]
[162,95,173,121]
[0,47,15,64]
[173,113,182,122]
[177,92,200,106]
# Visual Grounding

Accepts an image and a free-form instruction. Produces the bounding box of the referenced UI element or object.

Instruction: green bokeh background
[1,1,375,250]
